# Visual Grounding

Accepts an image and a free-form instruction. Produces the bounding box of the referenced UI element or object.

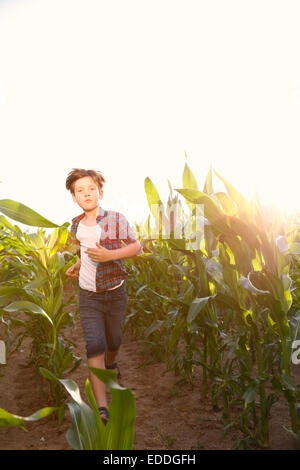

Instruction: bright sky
[1,0,300,232]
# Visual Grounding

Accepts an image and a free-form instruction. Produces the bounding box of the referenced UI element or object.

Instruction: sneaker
[98,406,109,425]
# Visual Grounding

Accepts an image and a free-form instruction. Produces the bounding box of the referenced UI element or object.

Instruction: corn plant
[125,161,300,448]
[175,167,300,446]
[39,366,136,450]
[0,201,81,406]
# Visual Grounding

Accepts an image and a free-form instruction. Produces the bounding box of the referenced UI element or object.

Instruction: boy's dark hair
[66,168,106,194]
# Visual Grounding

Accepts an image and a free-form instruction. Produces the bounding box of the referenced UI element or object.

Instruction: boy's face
[72,176,103,212]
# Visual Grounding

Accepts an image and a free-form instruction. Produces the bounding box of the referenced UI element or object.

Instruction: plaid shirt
[70,206,139,291]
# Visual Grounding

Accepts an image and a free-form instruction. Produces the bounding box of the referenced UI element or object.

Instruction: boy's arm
[66,257,81,278]
[86,240,140,263]
[109,240,141,260]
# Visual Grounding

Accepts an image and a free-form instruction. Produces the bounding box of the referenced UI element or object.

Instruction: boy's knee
[86,340,105,358]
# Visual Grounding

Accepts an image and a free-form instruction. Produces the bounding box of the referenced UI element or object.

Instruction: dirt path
[0,291,298,450]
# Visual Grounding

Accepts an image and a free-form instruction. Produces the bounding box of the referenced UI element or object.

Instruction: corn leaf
[214,192,237,216]
[0,199,60,228]
[0,406,57,428]
[187,296,212,324]
[182,161,198,191]
[214,171,251,217]
[203,166,213,195]
[88,367,135,450]
[3,300,54,326]
[144,177,169,232]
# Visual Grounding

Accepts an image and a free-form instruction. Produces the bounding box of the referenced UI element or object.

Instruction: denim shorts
[78,281,128,358]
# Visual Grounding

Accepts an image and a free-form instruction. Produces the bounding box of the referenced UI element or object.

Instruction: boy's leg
[79,289,108,408]
[105,349,121,379]
[105,282,127,372]
[88,353,108,408]
[105,349,119,366]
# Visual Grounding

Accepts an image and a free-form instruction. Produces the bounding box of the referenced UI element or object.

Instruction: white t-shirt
[76,220,124,292]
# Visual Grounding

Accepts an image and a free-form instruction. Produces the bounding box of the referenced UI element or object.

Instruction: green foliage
[2,163,300,449]
[40,367,136,450]
[0,210,80,407]
[125,160,300,448]
[0,199,65,228]
[0,406,58,430]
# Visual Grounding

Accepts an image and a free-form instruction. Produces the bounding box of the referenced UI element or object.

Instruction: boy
[65,168,141,424]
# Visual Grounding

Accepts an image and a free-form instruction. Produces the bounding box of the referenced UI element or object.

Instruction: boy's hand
[85,243,113,262]
[66,261,81,279]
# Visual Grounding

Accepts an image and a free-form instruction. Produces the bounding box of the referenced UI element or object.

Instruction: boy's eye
[76,186,96,193]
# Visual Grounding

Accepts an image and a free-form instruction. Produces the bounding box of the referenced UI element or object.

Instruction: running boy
[65,168,140,424]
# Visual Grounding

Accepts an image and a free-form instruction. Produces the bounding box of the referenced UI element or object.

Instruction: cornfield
[1,162,300,450]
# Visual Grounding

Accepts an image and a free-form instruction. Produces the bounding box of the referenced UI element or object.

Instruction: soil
[0,286,299,451]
